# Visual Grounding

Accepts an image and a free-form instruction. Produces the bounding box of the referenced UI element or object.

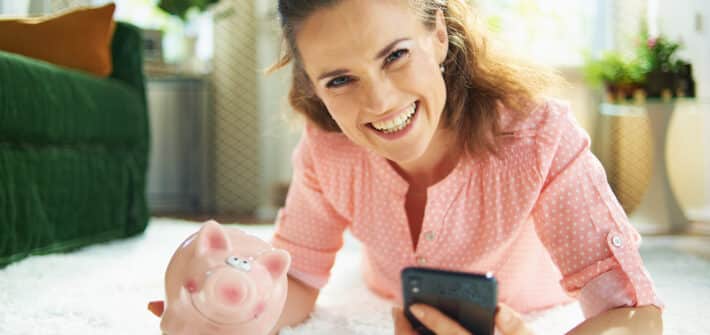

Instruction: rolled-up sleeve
[531,101,663,318]
[271,127,348,289]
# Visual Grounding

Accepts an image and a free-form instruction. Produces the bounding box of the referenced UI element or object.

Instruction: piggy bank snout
[212,272,249,306]
[191,268,258,324]
[205,269,254,308]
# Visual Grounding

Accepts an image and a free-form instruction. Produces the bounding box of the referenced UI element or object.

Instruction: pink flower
[647,38,657,48]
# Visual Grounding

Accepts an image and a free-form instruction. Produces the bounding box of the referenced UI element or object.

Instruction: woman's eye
[385,49,409,65]
[326,76,352,88]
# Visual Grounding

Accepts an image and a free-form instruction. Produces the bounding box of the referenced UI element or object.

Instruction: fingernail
[410,305,424,319]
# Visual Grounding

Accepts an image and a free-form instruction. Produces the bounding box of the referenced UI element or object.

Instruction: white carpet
[1,218,709,334]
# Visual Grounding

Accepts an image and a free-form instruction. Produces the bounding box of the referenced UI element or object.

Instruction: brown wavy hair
[269,0,560,155]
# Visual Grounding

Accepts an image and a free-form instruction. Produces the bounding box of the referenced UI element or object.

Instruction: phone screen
[401,267,498,335]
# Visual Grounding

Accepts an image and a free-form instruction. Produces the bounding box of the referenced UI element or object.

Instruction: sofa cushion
[0,3,116,77]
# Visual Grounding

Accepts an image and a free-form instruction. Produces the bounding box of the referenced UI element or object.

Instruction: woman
[268,0,663,334]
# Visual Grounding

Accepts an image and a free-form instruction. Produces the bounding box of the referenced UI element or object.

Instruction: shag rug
[1,218,709,334]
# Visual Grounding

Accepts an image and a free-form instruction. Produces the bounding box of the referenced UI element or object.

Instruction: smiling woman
[267,1,663,335]
[269,0,560,160]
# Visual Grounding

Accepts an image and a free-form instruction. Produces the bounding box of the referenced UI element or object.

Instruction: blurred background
[1,0,707,233]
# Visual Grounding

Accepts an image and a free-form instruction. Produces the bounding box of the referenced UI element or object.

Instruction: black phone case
[401,267,498,335]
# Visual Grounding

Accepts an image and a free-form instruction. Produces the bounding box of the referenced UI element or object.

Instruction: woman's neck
[389,129,461,190]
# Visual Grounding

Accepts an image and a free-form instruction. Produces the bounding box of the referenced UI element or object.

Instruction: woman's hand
[392,303,533,335]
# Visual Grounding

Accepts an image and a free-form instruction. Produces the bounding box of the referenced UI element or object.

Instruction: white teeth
[397,114,406,124]
[371,103,417,133]
[385,119,396,129]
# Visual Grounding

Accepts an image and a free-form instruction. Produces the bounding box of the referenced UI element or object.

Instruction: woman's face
[296,0,449,165]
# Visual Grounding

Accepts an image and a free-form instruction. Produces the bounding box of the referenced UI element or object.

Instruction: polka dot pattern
[271,100,663,315]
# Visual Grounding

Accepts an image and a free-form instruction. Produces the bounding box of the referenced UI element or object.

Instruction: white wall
[654,0,710,98]
[0,0,93,16]
[654,0,710,219]
[0,0,29,15]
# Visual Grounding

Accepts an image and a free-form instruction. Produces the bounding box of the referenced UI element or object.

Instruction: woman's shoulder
[298,122,368,173]
[297,122,365,215]
[499,98,574,134]
[303,122,364,155]
[493,98,588,163]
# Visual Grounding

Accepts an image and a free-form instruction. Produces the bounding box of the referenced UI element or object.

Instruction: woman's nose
[361,78,396,115]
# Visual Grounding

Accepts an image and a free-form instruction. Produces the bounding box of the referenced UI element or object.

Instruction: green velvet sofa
[0,22,150,267]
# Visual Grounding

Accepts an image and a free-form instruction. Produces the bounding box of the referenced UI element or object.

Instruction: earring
[439,64,445,73]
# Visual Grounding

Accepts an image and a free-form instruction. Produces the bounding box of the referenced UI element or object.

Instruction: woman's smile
[367,101,419,140]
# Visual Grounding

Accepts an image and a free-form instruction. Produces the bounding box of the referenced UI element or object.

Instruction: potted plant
[156,0,220,73]
[583,51,646,102]
[583,25,695,102]
[158,0,220,21]
[636,28,695,98]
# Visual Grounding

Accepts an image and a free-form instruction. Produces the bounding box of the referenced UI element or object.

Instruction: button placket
[410,160,469,268]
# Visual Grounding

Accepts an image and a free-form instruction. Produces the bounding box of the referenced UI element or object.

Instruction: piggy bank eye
[226,256,251,272]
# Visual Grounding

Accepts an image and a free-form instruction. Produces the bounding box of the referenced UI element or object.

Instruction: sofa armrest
[0,49,147,147]
[109,22,146,106]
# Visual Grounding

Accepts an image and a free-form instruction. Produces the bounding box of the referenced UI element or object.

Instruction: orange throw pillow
[0,3,116,77]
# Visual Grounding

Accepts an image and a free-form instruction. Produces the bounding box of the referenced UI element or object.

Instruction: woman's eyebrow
[318,68,349,81]
[374,38,410,60]
[316,38,411,81]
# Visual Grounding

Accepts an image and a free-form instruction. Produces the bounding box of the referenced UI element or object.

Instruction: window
[475,0,612,67]
[93,0,212,63]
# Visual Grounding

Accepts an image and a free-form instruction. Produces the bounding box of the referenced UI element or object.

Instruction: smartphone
[401,267,498,335]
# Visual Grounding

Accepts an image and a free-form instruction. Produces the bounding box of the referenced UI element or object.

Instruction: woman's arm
[566,305,663,335]
[269,276,320,335]
[528,102,664,333]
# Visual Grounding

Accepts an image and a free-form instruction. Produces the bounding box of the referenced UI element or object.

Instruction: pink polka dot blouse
[271,99,663,318]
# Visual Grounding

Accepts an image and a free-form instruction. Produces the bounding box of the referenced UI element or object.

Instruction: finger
[495,304,532,335]
[392,307,418,335]
[410,304,471,335]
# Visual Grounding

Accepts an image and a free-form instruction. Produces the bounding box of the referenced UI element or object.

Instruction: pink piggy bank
[148,221,291,335]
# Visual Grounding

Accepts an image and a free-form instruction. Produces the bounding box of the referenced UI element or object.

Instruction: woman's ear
[434,8,449,64]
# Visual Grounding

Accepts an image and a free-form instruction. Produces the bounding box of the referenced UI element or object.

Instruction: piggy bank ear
[196,220,232,256]
[259,249,291,280]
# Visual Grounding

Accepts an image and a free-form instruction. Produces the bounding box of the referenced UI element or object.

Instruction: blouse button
[424,231,436,241]
[611,235,623,248]
[417,256,427,265]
